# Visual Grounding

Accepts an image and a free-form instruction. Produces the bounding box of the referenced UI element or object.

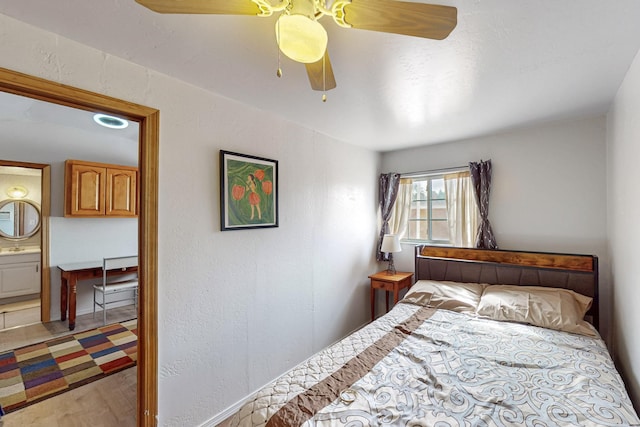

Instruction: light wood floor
[0,305,137,353]
[0,306,137,427]
[1,367,136,427]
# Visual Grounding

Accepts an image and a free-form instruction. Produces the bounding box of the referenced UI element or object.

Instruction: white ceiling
[2,1,640,152]
[0,90,139,146]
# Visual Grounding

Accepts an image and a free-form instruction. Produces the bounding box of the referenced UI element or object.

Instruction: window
[388,168,478,247]
[406,175,449,244]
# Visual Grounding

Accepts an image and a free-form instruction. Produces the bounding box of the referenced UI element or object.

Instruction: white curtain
[388,178,412,240]
[444,171,479,248]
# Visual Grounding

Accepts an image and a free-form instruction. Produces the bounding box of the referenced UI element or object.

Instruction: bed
[230,246,640,426]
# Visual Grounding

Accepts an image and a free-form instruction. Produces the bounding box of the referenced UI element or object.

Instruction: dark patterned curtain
[469,160,498,249]
[377,173,401,261]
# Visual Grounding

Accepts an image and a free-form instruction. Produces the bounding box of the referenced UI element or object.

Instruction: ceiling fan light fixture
[136,0,458,93]
[276,14,328,64]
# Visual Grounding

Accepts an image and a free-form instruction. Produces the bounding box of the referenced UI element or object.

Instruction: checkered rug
[0,319,137,414]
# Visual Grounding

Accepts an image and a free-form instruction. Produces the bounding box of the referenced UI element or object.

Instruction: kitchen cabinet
[64,159,138,217]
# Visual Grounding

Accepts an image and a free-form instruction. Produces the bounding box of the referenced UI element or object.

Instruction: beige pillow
[402,280,485,314]
[476,285,596,336]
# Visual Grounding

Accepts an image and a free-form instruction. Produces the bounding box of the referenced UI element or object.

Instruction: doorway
[0,67,158,427]
[0,161,48,334]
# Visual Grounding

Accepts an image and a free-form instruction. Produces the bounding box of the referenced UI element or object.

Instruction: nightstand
[369,271,413,320]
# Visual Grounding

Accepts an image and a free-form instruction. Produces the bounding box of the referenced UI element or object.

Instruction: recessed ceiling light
[93,113,129,129]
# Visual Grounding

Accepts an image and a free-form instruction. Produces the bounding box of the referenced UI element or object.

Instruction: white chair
[93,255,138,325]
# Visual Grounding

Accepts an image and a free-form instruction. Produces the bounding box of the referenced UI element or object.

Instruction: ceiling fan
[135,0,457,99]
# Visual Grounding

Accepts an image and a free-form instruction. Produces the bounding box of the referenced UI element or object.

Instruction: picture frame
[220,150,279,231]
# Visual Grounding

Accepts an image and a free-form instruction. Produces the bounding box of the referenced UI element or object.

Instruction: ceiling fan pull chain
[322,53,327,102]
[276,19,283,78]
[277,51,282,78]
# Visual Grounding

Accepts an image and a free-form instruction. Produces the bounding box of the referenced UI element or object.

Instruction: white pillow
[402,280,485,314]
[476,285,595,336]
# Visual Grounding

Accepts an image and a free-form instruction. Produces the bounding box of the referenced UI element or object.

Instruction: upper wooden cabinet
[65,159,138,217]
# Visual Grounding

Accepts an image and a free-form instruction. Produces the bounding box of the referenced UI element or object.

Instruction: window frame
[400,167,469,246]
[404,174,449,245]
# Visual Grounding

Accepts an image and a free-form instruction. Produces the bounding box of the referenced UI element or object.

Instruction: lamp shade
[276,14,328,63]
[381,234,401,253]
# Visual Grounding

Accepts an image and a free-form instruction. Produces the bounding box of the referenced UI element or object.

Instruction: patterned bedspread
[231,303,640,426]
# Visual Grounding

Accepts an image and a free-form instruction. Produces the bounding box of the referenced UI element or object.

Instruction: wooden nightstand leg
[371,288,375,321]
[386,292,390,313]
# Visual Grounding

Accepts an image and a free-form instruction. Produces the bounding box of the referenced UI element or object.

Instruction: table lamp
[381,233,401,275]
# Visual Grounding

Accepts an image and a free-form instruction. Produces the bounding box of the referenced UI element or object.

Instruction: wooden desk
[58,261,138,330]
[369,271,413,321]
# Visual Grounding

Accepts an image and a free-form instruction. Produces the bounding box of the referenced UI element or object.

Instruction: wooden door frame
[0,67,159,426]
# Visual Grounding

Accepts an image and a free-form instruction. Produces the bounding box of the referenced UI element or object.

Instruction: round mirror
[0,199,41,240]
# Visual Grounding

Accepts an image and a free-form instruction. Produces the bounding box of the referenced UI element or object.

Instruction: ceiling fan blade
[135,0,261,15]
[305,51,337,91]
[342,0,457,40]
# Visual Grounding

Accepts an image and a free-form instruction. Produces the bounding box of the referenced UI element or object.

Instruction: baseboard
[196,396,244,427]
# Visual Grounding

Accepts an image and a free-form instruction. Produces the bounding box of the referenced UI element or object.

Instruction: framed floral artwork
[220,150,279,230]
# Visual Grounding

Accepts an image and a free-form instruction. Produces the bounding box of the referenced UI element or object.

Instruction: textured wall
[607,48,640,410]
[0,13,380,426]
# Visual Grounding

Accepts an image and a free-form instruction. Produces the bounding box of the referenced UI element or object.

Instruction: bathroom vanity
[0,249,41,299]
[0,249,41,329]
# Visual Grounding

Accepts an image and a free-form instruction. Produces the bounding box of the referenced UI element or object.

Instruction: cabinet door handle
[36,265,39,273]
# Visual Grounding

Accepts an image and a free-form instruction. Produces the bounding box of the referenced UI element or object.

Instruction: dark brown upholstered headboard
[415,246,600,330]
